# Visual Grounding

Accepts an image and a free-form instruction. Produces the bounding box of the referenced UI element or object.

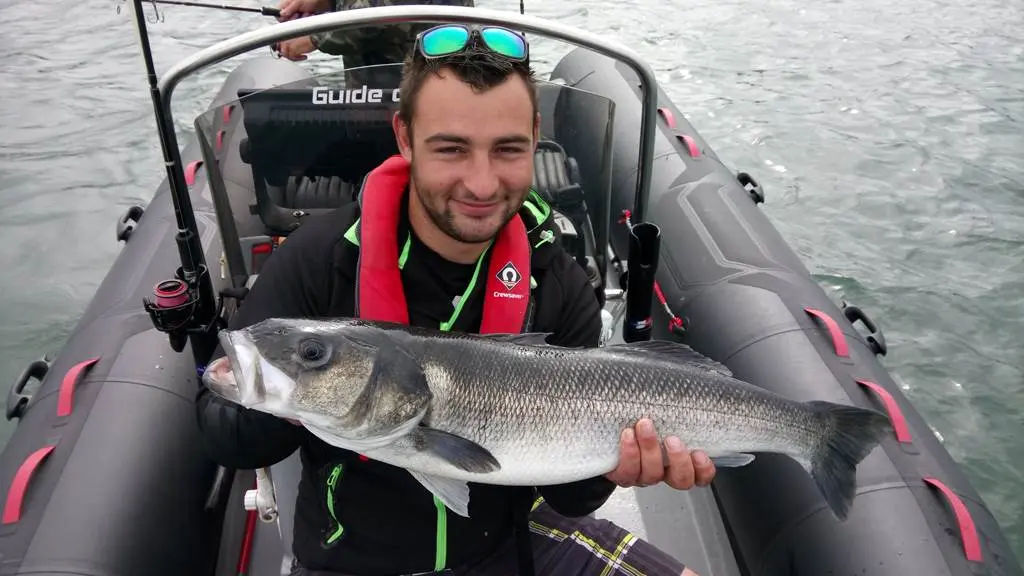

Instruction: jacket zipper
[322,463,344,548]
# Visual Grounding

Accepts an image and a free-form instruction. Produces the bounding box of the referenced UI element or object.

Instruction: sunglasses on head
[415,24,529,63]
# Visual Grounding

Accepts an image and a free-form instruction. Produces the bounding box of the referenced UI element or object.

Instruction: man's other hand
[604,418,716,490]
[277,37,316,61]
[277,0,331,21]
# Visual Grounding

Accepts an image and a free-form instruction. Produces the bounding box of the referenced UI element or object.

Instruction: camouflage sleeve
[310,0,475,61]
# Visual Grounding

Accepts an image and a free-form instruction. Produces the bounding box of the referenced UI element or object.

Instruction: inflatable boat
[2,4,1020,575]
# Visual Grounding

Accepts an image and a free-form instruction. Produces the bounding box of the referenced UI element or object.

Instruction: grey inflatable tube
[0,58,310,576]
[549,47,1022,576]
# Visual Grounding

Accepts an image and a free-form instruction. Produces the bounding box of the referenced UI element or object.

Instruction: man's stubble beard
[410,158,524,244]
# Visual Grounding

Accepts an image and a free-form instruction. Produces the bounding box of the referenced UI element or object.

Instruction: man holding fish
[198,17,716,576]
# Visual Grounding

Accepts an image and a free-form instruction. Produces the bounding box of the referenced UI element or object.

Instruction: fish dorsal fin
[606,340,733,376]
[478,332,555,346]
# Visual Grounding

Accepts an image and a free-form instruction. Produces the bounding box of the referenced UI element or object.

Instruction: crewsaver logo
[496,261,522,291]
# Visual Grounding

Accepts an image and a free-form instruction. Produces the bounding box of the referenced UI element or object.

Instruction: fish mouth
[202,329,262,405]
[203,355,239,401]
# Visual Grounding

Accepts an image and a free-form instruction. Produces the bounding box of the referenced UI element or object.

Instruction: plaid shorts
[457,497,687,576]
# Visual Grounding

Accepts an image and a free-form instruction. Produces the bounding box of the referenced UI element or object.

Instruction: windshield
[192,61,616,288]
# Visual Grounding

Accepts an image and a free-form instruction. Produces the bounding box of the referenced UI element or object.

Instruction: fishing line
[113,0,165,23]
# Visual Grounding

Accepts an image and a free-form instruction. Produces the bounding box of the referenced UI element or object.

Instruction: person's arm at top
[307,0,477,57]
[308,19,376,57]
[533,257,619,518]
[306,0,394,58]
[273,0,336,60]
[194,224,333,470]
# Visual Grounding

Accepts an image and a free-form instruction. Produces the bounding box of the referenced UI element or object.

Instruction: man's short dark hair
[397,32,538,138]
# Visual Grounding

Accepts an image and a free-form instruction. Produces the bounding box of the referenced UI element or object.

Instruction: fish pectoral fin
[412,427,501,473]
[709,453,756,467]
[407,470,472,518]
[606,340,733,376]
[477,332,556,346]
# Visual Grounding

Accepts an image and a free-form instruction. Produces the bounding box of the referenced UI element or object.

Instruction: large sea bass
[202,317,892,521]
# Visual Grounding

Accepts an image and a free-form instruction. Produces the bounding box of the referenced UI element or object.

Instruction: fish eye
[296,337,331,368]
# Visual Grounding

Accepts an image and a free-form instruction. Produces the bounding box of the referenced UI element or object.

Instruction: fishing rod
[125,0,222,363]
[151,0,280,16]
[131,0,536,20]
[117,0,280,19]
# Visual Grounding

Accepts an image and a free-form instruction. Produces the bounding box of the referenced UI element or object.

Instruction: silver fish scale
[409,339,827,484]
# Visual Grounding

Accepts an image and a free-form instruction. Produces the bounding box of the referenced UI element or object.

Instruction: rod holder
[623,222,661,343]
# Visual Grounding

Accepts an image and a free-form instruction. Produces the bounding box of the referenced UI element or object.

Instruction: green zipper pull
[323,464,345,547]
[434,496,448,570]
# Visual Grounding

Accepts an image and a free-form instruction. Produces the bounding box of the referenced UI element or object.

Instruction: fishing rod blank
[124,0,281,17]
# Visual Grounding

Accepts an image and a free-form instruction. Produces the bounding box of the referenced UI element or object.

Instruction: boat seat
[267,142,578,214]
[268,175,356,211]
[531,138,594,278]
[533,139,579,200]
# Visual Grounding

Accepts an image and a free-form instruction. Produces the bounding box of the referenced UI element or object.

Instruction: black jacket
[195,194,616,575]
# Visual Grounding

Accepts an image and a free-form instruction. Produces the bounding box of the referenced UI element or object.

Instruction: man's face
[394,68,538,245]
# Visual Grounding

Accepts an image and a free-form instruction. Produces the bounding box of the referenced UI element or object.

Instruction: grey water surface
[1,0,1022,560]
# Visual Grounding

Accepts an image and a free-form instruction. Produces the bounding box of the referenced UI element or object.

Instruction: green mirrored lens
[421,26,470,57]
[480,27,527,59]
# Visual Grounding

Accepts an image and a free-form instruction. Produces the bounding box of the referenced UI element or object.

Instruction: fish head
[204,318,430,435]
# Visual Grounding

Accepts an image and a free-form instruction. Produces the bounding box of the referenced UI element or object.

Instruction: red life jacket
[354,154,531,334]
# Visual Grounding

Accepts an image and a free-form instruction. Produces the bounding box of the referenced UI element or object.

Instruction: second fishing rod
[140,0,281,17]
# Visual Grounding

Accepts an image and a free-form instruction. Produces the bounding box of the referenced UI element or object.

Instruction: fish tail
[806,401,892,521]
